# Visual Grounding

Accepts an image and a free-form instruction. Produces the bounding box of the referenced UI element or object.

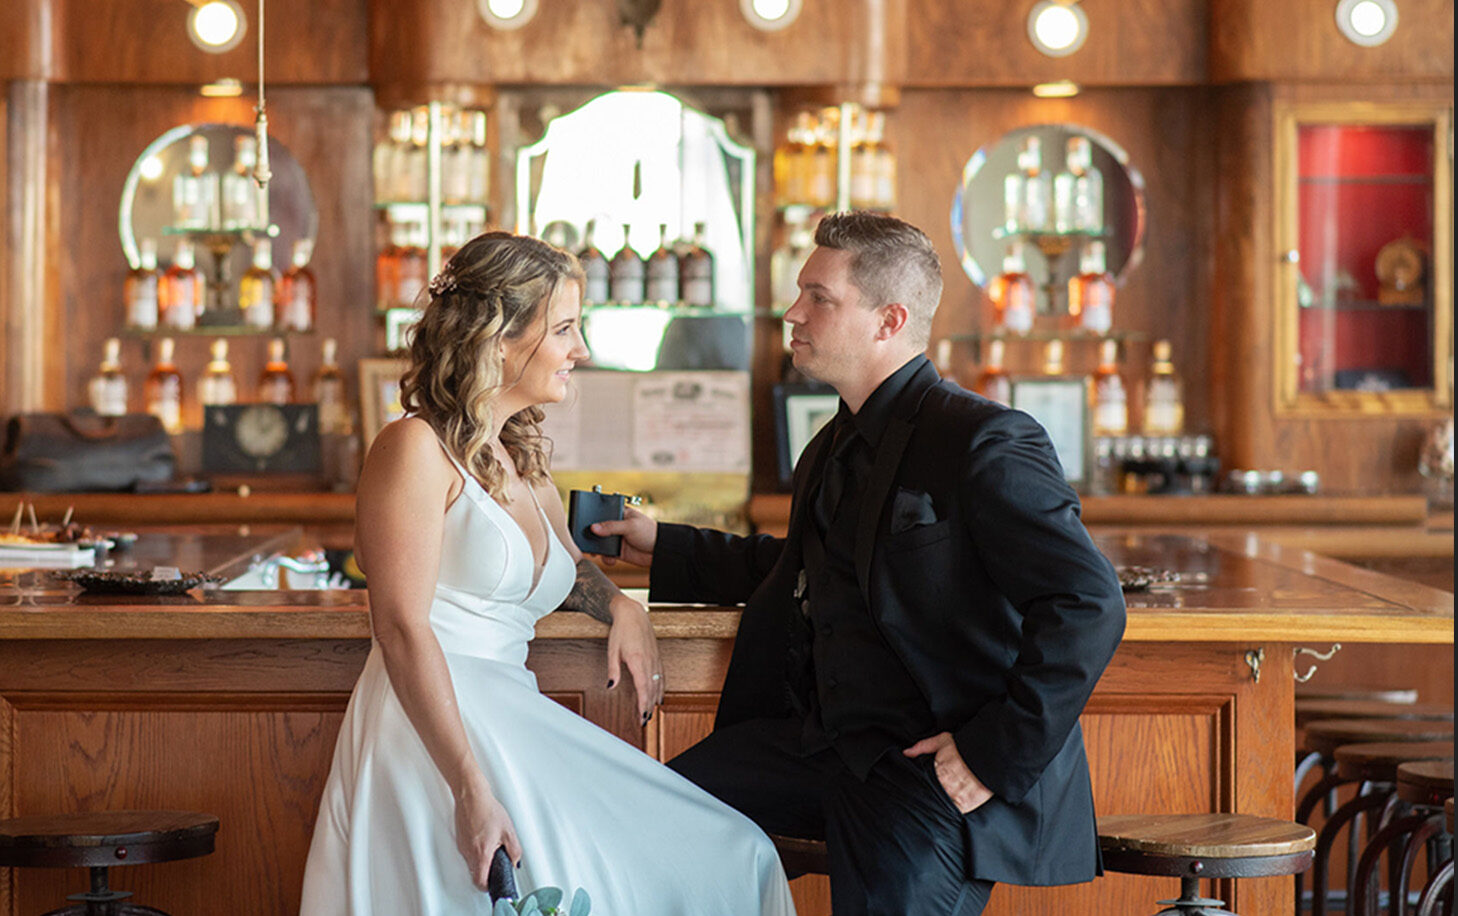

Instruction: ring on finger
[651,673,662,681]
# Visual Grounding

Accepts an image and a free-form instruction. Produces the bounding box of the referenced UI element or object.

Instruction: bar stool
[1098,813,1315,916]
[1352,761,1454,916]
[1306,741,1455,916]
[1296,701,1453,730]
[768,833,830,879]
[1300,720,1455,824]
[1297,686,1420,705]
[1411,799,1452,916]
[0,810,219,916]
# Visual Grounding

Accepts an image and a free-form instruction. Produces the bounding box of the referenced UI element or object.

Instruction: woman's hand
[606,595,664,724]
[454,781,522,892]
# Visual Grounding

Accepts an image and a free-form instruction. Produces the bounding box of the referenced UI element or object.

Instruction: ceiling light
[478,0,538,30]
[200,77,244,98]
[1027,1,1088,58]
[1335,0,1398,46]
[188,0,246,54]
[741,0,802,31]
[1032,80,1080,98]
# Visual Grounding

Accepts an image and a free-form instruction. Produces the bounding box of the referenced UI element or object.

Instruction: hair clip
[428,273,459,297]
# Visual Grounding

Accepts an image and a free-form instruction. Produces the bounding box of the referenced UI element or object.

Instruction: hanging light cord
[252,0,272,188]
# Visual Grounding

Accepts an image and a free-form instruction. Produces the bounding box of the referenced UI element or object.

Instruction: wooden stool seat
[1294,698,1452,728]
[1332,740,1454,783]
[767,834,830,877]
[1397,760,1456,808]
[1304,718,1455,759]
[1296,685,1419,705]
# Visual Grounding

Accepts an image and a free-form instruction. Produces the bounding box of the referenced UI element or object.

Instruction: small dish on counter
[53,568,223,595]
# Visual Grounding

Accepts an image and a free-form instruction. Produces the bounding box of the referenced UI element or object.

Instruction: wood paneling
[371,0,902,90]
[0,0,56,81]
[53,0,367,85]
[1211,0,1454,83]
[905,0,1208,87]
[893,87,1216,431]
[49,85,375,435]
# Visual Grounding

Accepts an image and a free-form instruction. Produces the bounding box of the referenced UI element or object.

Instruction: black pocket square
[890,488,938,534]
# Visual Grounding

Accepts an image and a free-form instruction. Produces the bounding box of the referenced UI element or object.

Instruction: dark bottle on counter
[645,223,680,306]
[577,219,610,304]
[258,338,296,404]
[680,221,714,308]
[609,224,645,305]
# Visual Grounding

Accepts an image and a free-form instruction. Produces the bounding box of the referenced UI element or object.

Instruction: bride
[300,232,795,915]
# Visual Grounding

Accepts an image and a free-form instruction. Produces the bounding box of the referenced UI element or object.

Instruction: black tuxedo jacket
[649,359,1126,886]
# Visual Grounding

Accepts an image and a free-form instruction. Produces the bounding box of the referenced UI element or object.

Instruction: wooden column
[5,79,60,412]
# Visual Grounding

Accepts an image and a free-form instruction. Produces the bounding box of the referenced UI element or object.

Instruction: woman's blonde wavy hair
[399,231,584,501]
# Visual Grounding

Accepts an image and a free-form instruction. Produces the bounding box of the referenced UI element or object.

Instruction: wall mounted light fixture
[477,0,539,30]
[1335,0,1399,46]
[1032,80,1080,98]
[1027,1,1088,58]
[740,0,803,32]
[187,0,247,54]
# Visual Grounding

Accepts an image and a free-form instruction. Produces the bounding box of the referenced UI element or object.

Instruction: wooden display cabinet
[1273,100,1452,416]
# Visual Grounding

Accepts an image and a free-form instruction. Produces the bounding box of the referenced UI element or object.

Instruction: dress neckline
[445,454,557,600]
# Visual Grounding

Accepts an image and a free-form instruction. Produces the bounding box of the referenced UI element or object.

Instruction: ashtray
[1116,565,1180,592]
[53,568,223,595]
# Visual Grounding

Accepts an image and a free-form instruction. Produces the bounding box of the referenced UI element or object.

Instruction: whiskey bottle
[277,239,317,333]
[987,241,1035,335]
[807,113,837,209]
[1069,135,1104,233]
[238,239,278,330]
[577,220,610,304]
[609,224,645,305]
[773,114,807,207]
[1018,135,1050,233]
[258,337,296,404]
[221,134,260,230]
[849,108,876,210]
[197,338,238,407]
[870,111,897,212]
[396,221,427,307]
[375,220,401,311]
[313,337,349,435]
[125,238,161,331]
[405,107,429,202]
[145,337,184,434]
[645,223,681,306]
[1143,339,1185,435]
[973,338,1012,406]
[1042,338,1066,376]
[1090,338,1129,436]
[934,339,960,387]
[442,109,470,207]
[160,239,202,330]
[88,337,129,417]
[1067,241,1114,334]
[679,222,714,309]
[373,111,403,203]
[190,134,220,228]
[771,222,812,315]
[467,110,491,205]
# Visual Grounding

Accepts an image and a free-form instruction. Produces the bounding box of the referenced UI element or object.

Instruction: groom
[596,212,1126,915]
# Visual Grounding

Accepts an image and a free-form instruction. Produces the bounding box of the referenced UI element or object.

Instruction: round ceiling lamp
[478,0,538,30]
[1335,0,1399,46]
[1027,1,1088,58]
[741,0,803,31]
[188,0,247,54]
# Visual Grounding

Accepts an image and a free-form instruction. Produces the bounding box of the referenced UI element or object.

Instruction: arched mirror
[516,89,755,370]
[952,123,1145,317]
[119,123,317,322]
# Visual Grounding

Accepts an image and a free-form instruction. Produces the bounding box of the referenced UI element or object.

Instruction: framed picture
[1010,377,1091,487]
[772,382,841,489]
[358,358,408,449]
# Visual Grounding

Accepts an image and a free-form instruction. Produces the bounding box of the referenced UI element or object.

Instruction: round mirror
[119,123,317,320]
[952,123,1145,315]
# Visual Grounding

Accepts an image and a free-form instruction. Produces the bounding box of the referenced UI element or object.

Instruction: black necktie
[813,417,858,533]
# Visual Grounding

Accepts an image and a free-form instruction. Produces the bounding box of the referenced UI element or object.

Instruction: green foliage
[493,886,591,916]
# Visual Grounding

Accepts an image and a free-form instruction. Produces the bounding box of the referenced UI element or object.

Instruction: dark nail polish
[607,679,615,689]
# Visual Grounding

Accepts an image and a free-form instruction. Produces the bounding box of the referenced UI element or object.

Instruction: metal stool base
[1152,879,1239,915]
[34,865,174,916]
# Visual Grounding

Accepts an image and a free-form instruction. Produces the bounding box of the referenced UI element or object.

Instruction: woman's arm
[356,418,522,887]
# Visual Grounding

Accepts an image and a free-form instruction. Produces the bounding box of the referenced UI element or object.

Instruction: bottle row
[1002,134,1105,237]
[125,237,317,333]
[375,211,490,312]
[170,134,265,232]
[576,220,716,309]
[373,107,491,207]
[87,336,348,436]
[988,240,1114,335]
[956,337,1187,437]
[773,105,897,211]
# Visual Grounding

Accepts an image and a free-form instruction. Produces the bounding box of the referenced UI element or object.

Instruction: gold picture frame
[358,358,408,449]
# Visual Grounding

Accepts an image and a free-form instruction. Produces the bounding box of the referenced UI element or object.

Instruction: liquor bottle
[375,220,401,311]
[1067,241,1114,334]
[679,222,714,309]
[773,114,806,207]
[221,135,260,229]
[197,338,238,407]
[189,134,220,228]
[396,221,427,307]
[314,337,349,435]
[372,111,402,203]
[406,107,429,202]
[849,108,875,210]
[870,111,897,212]
[974,338,1012,406]
[439,216,463,265]
[575,219,610,304]
[645,223,681,306]
[239,239,278,330]
[1052,141,1079,235]
[1068,135,1104,233]
[160,239,202,330]
[1018,135,1050,233]
[88,337,129,417]
[125,239,161,330]
[987,241,1035,335]
[467,110,491,205]
[1002,166,1025,236]
[145,337,184,434]
[1143,339,1185,435]
[1042,338,1066,376]
[277,239,317,332]
[258,337,296,404]
[771,222,812,315]
[1091,338,1129,436]
[807,112,837,209]
[609,224,645,305]
[934,339,959,387]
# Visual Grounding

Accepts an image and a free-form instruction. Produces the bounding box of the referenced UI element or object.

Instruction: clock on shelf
[202,403,321,473]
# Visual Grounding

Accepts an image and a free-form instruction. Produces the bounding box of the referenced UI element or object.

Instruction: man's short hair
[814,211,943,349]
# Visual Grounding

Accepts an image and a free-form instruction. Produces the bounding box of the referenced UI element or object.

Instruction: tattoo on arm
[561,557,617,624]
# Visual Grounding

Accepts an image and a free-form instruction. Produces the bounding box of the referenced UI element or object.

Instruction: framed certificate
[1010,377,1091,487]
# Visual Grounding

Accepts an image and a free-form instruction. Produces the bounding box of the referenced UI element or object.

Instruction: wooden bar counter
[0,532,1450,916]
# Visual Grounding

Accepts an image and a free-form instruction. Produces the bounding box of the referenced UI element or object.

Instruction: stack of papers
[0,542,96,569]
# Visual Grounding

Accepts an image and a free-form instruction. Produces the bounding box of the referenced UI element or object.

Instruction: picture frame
[358,358,408,449]
[1010,377,1092,487]
[771,382,841,489]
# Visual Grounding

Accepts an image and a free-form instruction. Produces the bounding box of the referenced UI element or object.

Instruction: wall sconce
[477,0,538,30]
[1027,1,1088,58]
[187,0,247,54]
[741,0,803,31]
[1032,80,1080,98]
[1335,0,1398,46]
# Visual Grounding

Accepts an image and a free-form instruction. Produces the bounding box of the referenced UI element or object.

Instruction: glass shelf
[122,325,315,337]
[373,201,490,216]
[947,329,1149,344]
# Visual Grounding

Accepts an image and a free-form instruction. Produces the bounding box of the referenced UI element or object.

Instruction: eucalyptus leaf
[520,897,541,916]
[569,887,592,916]
[532,887,564,909]
[493,901,517,916]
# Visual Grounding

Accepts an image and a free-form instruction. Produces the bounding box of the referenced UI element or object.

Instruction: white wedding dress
[300,451,795,915]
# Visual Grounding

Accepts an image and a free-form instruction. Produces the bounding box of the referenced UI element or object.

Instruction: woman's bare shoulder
[361,417,455,490]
